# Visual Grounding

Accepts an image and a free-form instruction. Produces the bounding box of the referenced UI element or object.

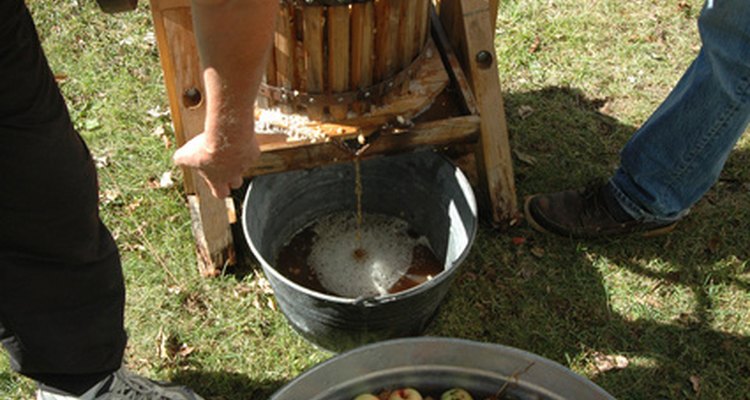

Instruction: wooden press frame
[149,0,516,277]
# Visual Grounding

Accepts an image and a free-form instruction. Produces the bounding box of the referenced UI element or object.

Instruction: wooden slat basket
[260,0,432,121]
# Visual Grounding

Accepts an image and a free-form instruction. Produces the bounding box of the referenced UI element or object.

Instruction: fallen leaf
[159,171,174,188]
[54,73,68,83]
[592,352,629,372]
[84,118,101,130]
[167,285,182,295]
[143,31,156,46]
[252,276,274,294]
[156,328,167,359]
[530,246,545,258]
[147,106,170,119]
[689,375,701,394]
[517,105,535,119]
[513,149,537,166]
[152,125,166,137]
[93,155,110,169]
[511,237,527,246]
[147,177,159,189]
[529,35,541,53]
[176,343,195,358]
[119,36,135,46]
[148,172,175,189]
[152,125,173,148]
[126,198,143,212]
[100,189,120,205]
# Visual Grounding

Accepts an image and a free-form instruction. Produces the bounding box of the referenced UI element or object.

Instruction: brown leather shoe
[524,181,678,238]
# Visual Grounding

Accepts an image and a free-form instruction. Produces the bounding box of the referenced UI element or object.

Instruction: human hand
[173,130,260,198]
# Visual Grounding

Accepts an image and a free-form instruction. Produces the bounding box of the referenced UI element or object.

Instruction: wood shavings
[256,107,328,142]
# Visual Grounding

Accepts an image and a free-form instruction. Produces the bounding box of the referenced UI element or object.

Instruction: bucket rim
[241,153,478,305]
[270,336,617,400]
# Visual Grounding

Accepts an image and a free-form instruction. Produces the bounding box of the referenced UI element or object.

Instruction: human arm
[173,0,278,198]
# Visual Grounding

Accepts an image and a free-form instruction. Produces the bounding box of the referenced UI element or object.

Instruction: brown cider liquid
[275,216,443,296]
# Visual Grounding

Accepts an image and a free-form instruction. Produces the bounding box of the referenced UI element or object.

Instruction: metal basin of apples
[271,337,616,400]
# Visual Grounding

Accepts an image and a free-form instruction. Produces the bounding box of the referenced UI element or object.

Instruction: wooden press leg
[187,179,236,277]
[439,0,517,226]
[151,0,236,276]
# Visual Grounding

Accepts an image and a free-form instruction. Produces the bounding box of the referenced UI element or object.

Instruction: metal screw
[476,50,494,69]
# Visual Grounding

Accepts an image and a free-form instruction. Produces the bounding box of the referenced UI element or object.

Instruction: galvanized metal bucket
[271,337,617,400]
[242,151,477,352]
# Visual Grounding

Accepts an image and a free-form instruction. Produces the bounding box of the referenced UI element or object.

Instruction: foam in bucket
[307,211,430,298]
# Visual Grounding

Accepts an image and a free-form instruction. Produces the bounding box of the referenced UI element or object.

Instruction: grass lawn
[2,0,749,399]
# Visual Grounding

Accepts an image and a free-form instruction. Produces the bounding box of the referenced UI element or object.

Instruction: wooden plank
[328,5,350,120]
[416,0,431,51]
[150,0,188,12]
[247,115,481,176]
[149,0,187,166]
[303,6,325,119]
[275,4,296,114]
[319,39,448,127]
[489,0,499,32]
[437,0,466,60]
[441,0,517,225]
[399,0,417,70]
[293,8,306,96]
[430,6,478,115]
[260,40,277,109]
[374,0,400,81]
[350,2,374,114]
[150,2,236,275]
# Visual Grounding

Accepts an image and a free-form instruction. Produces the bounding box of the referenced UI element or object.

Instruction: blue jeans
[609,0,750,222]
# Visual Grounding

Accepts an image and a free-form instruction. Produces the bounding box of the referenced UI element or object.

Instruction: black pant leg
[0,0,126,380]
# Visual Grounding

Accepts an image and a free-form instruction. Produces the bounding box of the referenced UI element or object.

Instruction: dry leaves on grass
[156,328,195,362]
[529,35,541,53]
[513,149,537,166]
[152,125,172,149]
[592,352,629,373]
[517,105,535,120]
[146,106,170,119]
[147,171,175,189]
[530,246,545,258]
[689,375,701,395]
[100,189,121,206]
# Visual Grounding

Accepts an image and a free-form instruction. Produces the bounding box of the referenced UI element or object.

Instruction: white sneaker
[36,367,204,400]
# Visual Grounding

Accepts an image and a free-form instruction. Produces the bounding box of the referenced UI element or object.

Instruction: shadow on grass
[429,86,750,399]
[220,86,749,399]
[170,369,284,400]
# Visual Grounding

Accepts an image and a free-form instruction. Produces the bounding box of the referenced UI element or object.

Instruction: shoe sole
[523,195,678,238]
[523,195,554,235]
